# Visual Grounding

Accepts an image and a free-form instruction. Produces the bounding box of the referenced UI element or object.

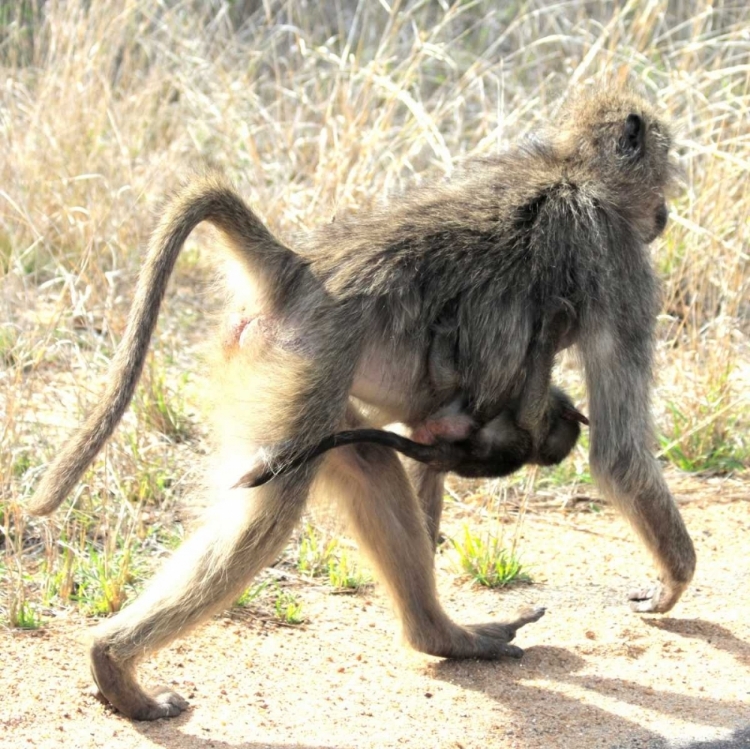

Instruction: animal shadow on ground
[131,723,336,749]
[678,726,750,749]
[430,640,749,749]
[114,617,750,749]
[646,618,750,668]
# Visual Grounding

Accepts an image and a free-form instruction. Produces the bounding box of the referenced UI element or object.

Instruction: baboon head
[554,85,681,245]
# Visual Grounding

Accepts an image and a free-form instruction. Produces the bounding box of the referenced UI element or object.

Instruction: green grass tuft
[296,524,372,591]
[8,599,44,630]
[273,590,305,625]
[451,526,530,588]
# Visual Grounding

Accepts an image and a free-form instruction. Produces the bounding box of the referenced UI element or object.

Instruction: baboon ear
[620,113,644,157]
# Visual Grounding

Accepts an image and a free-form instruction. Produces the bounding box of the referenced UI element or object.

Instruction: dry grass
[0,0,747,626]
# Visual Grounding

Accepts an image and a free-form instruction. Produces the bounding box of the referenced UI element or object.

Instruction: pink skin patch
[223,315,255,352]
[412,413,475,445]
[223,312,308,356]
[238,318,261,348]
[224,313,276,349]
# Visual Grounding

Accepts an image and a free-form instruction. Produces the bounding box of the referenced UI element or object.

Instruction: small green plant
[657,235,689,279]
[0,325,18,366]
[274,589,305,625]
[122,439,175,504]
[451,526,530,588]
[41,526,154,617]
[135,367,193,443]
[327,548,372,591]
[659,395,748,474]
[538,457,592,488]
[297,524,339,578]
[0,231,11,274]
[64,545,133,615]
[9,598,43,629]
[11,450,35,479]
[234,581,304,624]
[235,580,271,607]
[296,525,371,590]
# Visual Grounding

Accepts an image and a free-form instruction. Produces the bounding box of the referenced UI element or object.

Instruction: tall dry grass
[0,0,747,624]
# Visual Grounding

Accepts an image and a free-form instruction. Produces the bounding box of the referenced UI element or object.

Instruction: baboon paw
[469,606,547,642]
[463,606,545,659]
[144,689,190,720]
[504,643,525,659]
[89,685,109,705]
[462,626,528,659]
[89,684,188,720]
[628,582,678,614]
[511,605,546,628]
[482,640,525,659]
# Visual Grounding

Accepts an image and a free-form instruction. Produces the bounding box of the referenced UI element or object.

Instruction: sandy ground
[2,487,749,749]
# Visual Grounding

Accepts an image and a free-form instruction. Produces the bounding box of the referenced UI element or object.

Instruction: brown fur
[28,83,694,721]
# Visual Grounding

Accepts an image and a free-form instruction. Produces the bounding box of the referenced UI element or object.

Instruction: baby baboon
[234,387,588,488]
[28,84,695,721]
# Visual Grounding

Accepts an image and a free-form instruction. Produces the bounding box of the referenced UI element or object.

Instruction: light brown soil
[2,482,749,749]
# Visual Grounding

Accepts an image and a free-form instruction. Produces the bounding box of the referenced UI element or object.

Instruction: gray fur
[28,84,694,721]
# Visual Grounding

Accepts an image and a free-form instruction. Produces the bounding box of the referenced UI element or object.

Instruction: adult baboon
[28,84,695,721]
[234,386,588,488]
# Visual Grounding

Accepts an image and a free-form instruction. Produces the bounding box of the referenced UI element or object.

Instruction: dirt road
[2,487,749,749]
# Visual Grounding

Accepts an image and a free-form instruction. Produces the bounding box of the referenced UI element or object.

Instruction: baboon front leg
[583,328,696,613]
[89,475,311,720]
[596,460,695,613]
[318,444,544,660]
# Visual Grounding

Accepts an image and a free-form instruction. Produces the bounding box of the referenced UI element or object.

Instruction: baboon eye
[620,113,644,158]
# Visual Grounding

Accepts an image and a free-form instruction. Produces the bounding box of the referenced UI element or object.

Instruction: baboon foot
[463,606,546,659]
[90,642,189,721]
[416,606,545,660]
[629,581,684,614]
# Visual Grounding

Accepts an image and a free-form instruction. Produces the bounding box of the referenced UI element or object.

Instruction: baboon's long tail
[28,175,302,516]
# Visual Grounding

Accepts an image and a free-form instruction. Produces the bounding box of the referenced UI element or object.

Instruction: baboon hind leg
[89,337,355,720]
[317,439,544,659]
[89,474,311,720]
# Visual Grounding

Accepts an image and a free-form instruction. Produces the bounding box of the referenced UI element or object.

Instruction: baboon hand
[560,404,589,426]
[628,581,686,614]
